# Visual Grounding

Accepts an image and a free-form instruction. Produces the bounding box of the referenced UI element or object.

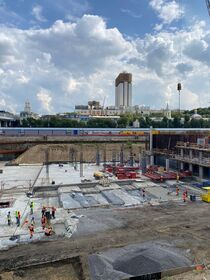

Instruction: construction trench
[0,143,209,279]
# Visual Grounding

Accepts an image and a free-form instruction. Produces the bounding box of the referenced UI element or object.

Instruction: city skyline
[0,0,210,114]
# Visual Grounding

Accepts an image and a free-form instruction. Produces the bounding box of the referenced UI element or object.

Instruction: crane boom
[206,0,210,16]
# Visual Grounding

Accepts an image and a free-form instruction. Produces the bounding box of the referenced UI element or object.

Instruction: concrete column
[199,151,202,163]
[199,166,203,179]
[146,155,150,167]
[180,148,184,158]
[80,149,83,177]
[120,149,124,165]
[149,126,153,153]
[180,162,184,170]
[189,149,193,159]
[96,148,100,166]
[150,155,154,166]
[165,158,170,172]
[189,163,193,172]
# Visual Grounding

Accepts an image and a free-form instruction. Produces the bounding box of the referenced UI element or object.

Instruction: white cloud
[121,8,142,19]
[150,0,184,25]
[67,78,80,92]
[32,5,46,22]
[37,88,53,112]
[0,14,209,114]
[17,74,30,84]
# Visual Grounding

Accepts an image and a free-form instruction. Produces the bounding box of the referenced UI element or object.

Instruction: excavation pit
[0,256,85,280]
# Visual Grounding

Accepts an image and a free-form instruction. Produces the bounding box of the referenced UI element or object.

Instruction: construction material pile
[88,242,192,280]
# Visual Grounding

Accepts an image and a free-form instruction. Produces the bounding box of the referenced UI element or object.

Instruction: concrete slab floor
[0,162,206,251]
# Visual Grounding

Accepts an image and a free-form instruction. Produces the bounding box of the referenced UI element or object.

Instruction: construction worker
[183,191,187,203]
[142,188,146,198]
[31,216,35,226]
[44,226,53,236]
[176,186,180,196]
[51,206,56,219]
[30,201,34,215]
[42,206,46,217]
[15,210,18,224]
[41,216,46,230]
[28,224,34,239]
[160,175,163,182]
[176,174,179,182]
[7,211,11,226]
[185,188,188,197]
[17,211,21,227]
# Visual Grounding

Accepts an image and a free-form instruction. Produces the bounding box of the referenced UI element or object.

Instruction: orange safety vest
[45,228,51,235]
[29,225,34,232]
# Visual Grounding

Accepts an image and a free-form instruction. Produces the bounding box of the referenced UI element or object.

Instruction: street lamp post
[177,83,182,116]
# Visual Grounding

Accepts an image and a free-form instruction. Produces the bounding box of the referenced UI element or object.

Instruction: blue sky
[0,0,210,113]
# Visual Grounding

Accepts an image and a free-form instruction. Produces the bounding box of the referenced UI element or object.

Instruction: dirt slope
[12,143,145,164]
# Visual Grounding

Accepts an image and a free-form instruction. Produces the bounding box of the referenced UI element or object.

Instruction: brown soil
[12,143,145,164]
[0,202,210,279]
[163,269,210,279]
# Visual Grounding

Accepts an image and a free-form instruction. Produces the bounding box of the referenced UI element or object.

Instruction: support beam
[199,166,203,180]
[199,151,202,163]
[103,146,106,167]
[189,150,193,159]
[120,145,124,165]
[149,126,153,153]
[80,148,83,177]
[150,155,154,166]
[180,162,184,170]
[146,155,150,168]
[189,163,193,172]
[112,150,116,166]
[45,148,49,184]
[96,146,100,166]
[165,158,170,172]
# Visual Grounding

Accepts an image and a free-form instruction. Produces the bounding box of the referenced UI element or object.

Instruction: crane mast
[206,0,210,16]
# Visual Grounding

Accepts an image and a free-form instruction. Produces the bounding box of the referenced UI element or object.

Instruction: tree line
[21,113,210,128]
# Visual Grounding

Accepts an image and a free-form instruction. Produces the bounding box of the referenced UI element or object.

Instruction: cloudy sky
[0,0,210,114]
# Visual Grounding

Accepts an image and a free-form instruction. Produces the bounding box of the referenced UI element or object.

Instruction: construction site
[0,128,209,279]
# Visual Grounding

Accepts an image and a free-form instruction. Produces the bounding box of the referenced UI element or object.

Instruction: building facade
[115,72,132,108]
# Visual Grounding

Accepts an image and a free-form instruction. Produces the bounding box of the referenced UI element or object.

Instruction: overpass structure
[0,111,18,127]
[0,127,209,179]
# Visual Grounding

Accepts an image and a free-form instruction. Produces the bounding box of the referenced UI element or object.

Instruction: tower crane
[206,0,210,16]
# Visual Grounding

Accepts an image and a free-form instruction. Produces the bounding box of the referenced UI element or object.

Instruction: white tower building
[115,72,132,108]
[24,100,31,114]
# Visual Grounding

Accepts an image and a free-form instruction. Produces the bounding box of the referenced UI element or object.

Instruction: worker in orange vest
[17,211,21,227]
[182,191,187,203]
[45,226,53,236]
[41,216,46,230]
[28,224,34,239]
[185,188,188,197]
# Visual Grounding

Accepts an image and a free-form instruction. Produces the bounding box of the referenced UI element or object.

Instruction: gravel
[88,242,192,280]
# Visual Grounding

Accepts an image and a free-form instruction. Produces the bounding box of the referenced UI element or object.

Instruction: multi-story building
[115,72,132,108]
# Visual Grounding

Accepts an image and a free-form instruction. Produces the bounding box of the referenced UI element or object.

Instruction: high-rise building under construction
[115,72,132,108]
